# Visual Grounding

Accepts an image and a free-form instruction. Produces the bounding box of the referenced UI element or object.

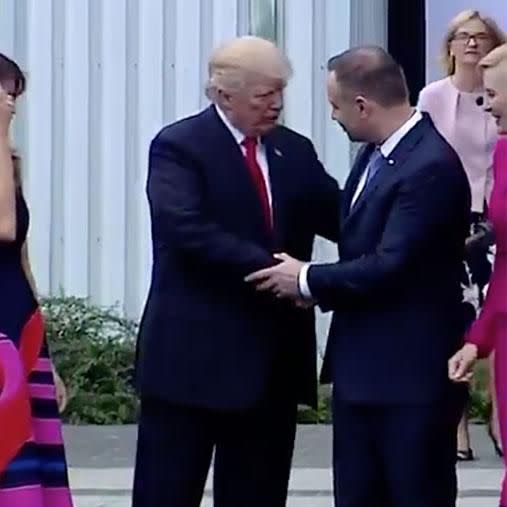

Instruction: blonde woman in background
[418,9,506,461]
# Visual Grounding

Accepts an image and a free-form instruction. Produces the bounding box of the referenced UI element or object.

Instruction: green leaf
[41,296,138,424]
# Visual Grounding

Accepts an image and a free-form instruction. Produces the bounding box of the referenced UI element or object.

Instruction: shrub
[297,385,332,424]
[297,364,492,425]
[468,359,491,422]
[40,296,492,425]
[41,296,139,424]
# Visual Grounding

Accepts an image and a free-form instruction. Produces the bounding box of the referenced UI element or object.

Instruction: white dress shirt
[215,106,272,209]
[299,110,423,299]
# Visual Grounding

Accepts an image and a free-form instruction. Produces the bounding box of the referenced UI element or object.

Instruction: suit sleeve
[307,160,470,308]
[147,134,276,278]
[466,312,496,359]
[304,141,341,243]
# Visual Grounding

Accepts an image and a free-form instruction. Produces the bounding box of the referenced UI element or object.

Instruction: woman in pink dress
[418,9,506,461]
[449,42,507,506]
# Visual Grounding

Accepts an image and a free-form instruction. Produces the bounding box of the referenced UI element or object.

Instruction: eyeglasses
[452,32,491,44]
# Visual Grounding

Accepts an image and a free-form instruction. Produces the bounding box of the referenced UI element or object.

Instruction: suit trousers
[132,385,297,507]
[332,388,467,507]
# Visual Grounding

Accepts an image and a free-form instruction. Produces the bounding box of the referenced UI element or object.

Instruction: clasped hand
[244,253,312,308]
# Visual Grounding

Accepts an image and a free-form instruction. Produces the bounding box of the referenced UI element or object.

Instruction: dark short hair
[0,53,26,97]
[0,54,25,188]
[327,46,408,107]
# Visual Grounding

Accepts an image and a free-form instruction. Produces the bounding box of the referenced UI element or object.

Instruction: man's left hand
[245,253,305,300]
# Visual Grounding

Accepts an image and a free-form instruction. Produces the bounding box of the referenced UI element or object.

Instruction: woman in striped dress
[0,53,73,506]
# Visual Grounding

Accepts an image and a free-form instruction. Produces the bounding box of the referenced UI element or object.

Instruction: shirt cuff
[298,263,313,300]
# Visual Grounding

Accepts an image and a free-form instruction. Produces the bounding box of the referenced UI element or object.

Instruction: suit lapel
[347,151,389,220]
[264,136,286,249]
[343,116,430,229]
[202,107,272,242]
[342,144,374,222]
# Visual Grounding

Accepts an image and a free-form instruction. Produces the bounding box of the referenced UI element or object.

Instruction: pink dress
[466,135,507,505]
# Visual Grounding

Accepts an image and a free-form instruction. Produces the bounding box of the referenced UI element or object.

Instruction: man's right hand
[448,343,478,383]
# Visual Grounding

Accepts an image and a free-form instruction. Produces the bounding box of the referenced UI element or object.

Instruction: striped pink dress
[0,190,73,506]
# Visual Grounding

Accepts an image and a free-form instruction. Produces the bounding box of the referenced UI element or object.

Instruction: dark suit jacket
[136,106,340,410]
[309,114,471,404]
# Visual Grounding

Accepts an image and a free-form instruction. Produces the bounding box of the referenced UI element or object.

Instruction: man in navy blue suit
[247,46,471,506]
[132,36,340,507]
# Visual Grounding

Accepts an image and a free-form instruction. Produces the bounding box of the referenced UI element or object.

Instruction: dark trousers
[132,393,297,507]
[332,389,466,507]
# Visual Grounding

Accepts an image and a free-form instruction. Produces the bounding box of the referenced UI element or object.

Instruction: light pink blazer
[418,77,497,213]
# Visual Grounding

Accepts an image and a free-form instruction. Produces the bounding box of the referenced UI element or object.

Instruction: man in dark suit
[132,36,340,507]
[247,46,471,506]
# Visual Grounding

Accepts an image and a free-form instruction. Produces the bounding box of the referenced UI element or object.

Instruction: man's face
[326,72,370,143]
[224,75,285,137]
[483,65,507,134]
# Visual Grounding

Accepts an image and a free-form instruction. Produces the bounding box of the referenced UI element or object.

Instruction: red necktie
[242,137,272,231]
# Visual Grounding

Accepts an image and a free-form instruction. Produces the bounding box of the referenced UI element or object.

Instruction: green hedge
[42,296,492,425]
[41,296,139,424]
[298,362,492,424]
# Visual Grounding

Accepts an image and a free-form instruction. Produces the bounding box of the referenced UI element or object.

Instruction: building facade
[0,0,390,326]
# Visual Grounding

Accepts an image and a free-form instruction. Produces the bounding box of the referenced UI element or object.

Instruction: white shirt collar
[215,105,246,145]
[379,109,422,157]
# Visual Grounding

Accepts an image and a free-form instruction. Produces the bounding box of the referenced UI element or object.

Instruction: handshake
[248,254,484,380]
[244,253,314,308]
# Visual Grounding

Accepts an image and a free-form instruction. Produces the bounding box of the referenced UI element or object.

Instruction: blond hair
[441,9,506,75]
[480,42,507,70]
[205,36,292,101]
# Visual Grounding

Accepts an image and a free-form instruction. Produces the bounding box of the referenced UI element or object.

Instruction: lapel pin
[274,148,283,157]
[388,159,395,165]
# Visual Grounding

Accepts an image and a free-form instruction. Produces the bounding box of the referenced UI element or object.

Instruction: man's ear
[355,95,368,115]
[218,88,233,107]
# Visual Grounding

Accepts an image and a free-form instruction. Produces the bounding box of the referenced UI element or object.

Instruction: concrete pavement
[64,424,504,507]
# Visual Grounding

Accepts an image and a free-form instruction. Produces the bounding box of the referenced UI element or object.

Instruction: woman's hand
[53,369,68,413]
[0,86,15,139]
[448,343,478,382]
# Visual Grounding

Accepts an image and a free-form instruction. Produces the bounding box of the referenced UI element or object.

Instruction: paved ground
[65,423,503,506]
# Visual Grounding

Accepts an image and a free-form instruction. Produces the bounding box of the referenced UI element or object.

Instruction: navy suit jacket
[311,114,471,404]
[136,106,340,410]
